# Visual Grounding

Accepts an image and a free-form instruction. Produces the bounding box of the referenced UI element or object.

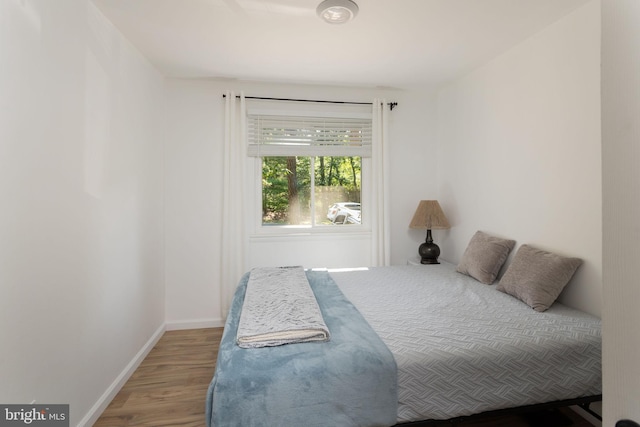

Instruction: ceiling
[93,0,590,90]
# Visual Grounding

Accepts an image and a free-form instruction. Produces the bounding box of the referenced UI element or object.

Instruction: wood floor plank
[94,327,594,427]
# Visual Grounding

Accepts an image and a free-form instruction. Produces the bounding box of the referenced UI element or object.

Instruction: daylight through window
[262,156,361,226]
[248,112,370,228]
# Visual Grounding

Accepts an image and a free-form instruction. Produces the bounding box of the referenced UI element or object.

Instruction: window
[248,110,371,230]
[262,155,361,226]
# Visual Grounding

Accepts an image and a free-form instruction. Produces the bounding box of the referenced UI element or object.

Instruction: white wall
[164,79,435,326]
[601,0,640,424]
[0,1,165,424]
[435,0,602,316]
[164,80,224,327]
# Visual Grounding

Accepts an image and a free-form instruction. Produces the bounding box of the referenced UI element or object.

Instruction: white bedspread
[330,262,602,423]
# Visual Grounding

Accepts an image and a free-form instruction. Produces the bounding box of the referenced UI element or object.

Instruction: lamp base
[418,229,441,265]
[420,256,440,265]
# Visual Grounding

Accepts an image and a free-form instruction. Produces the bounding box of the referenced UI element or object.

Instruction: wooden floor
[94,328,222,427]
[95,327,595,427]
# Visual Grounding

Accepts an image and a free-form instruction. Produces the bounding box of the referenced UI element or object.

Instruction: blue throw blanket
[206,270,398,427]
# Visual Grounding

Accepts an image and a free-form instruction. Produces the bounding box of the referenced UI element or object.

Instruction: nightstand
[407,257,422,265]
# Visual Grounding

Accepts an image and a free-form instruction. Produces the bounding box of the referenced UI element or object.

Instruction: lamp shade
[409,200,450,230]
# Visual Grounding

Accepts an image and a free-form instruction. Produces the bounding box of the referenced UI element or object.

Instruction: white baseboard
[165,318,225,330]
[76,323,166,427]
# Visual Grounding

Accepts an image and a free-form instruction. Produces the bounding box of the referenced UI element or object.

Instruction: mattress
[330,262,602,423]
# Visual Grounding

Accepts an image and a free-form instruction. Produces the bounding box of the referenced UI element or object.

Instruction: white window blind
[247,114,372,157]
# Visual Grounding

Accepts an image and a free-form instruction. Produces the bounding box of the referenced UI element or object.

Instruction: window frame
[246,103,373,237]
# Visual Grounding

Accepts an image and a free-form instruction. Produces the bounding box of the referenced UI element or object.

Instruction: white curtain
[220,91,246,318]
[371,99,390,266]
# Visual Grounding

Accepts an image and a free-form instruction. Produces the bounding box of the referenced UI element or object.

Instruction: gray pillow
[496,244,582,312]
[456,231,516,284]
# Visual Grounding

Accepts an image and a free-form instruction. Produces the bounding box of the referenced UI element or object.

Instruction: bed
[206,243,602,427]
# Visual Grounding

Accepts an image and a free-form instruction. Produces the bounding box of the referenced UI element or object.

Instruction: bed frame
[397,395,602,426]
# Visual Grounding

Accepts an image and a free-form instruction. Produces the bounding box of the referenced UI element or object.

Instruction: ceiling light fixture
[316,0,359,24]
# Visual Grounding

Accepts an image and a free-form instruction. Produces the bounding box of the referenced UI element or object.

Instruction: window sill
[249,227,371,242]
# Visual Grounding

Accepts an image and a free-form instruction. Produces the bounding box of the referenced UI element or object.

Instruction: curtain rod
[222,94,398,111]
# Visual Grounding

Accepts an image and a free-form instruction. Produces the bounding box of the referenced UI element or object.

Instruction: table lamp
[409,200,451,264]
